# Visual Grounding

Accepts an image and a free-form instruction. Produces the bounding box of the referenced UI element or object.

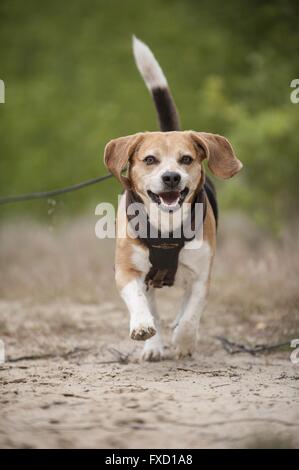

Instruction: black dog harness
[126,187,208,289]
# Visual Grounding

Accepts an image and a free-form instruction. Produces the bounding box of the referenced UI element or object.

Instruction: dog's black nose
[162,171,181,189]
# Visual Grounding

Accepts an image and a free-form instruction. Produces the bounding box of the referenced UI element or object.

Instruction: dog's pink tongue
[159,191,180,204]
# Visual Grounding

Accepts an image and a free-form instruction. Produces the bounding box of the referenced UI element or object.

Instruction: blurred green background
[0,0,298,227]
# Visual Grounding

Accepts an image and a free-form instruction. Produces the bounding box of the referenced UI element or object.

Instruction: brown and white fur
[103,37,243,360]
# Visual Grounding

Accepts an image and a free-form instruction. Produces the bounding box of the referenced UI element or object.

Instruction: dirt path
[0,217,298,448]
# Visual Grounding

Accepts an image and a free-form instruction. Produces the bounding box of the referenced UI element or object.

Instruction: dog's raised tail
[133,36,180,132]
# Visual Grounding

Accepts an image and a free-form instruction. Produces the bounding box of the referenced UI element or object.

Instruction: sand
[0,215,298,448]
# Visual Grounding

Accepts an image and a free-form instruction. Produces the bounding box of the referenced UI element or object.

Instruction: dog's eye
[180,155,193,165]
[143,155,158,165]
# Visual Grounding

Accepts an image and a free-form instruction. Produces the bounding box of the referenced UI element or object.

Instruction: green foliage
[0,0,298,227]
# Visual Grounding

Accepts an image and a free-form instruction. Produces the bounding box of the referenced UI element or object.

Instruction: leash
[0,173,113,206]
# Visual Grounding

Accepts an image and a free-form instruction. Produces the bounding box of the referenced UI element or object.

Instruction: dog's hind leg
[141,288,165,361]
[170,289,190,330]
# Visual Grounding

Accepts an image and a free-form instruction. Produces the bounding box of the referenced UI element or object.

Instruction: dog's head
[104,131,242,211]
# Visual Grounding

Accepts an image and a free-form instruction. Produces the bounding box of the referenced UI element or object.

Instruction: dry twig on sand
[6,347,90,363]
[215,336,290,355]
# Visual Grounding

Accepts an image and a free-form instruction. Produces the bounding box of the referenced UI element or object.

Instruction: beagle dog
[104,37,243,360]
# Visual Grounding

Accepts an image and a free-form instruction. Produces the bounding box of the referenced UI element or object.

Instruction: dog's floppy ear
[189,131,243,179]
[104,133,144,188]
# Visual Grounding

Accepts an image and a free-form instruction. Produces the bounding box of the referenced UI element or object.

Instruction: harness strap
[126,188,207,289]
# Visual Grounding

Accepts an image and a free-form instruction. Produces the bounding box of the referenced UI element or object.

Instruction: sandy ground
[0,215,298,448]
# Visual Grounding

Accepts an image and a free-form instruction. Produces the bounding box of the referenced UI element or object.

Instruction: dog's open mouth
[147,187,189,208]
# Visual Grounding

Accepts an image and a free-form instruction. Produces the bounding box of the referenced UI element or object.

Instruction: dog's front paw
[130,323,156,341]
[172,321,197,359]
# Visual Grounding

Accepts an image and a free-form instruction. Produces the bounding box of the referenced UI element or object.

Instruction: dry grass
[0,213,298,343]
[0,217,116,304]
[210,213,299,344]
[1,214,298,449]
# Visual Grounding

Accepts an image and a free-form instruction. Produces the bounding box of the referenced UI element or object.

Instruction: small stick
[107,347,130,364]
[6,347,90,363]
[215,336,290,355]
